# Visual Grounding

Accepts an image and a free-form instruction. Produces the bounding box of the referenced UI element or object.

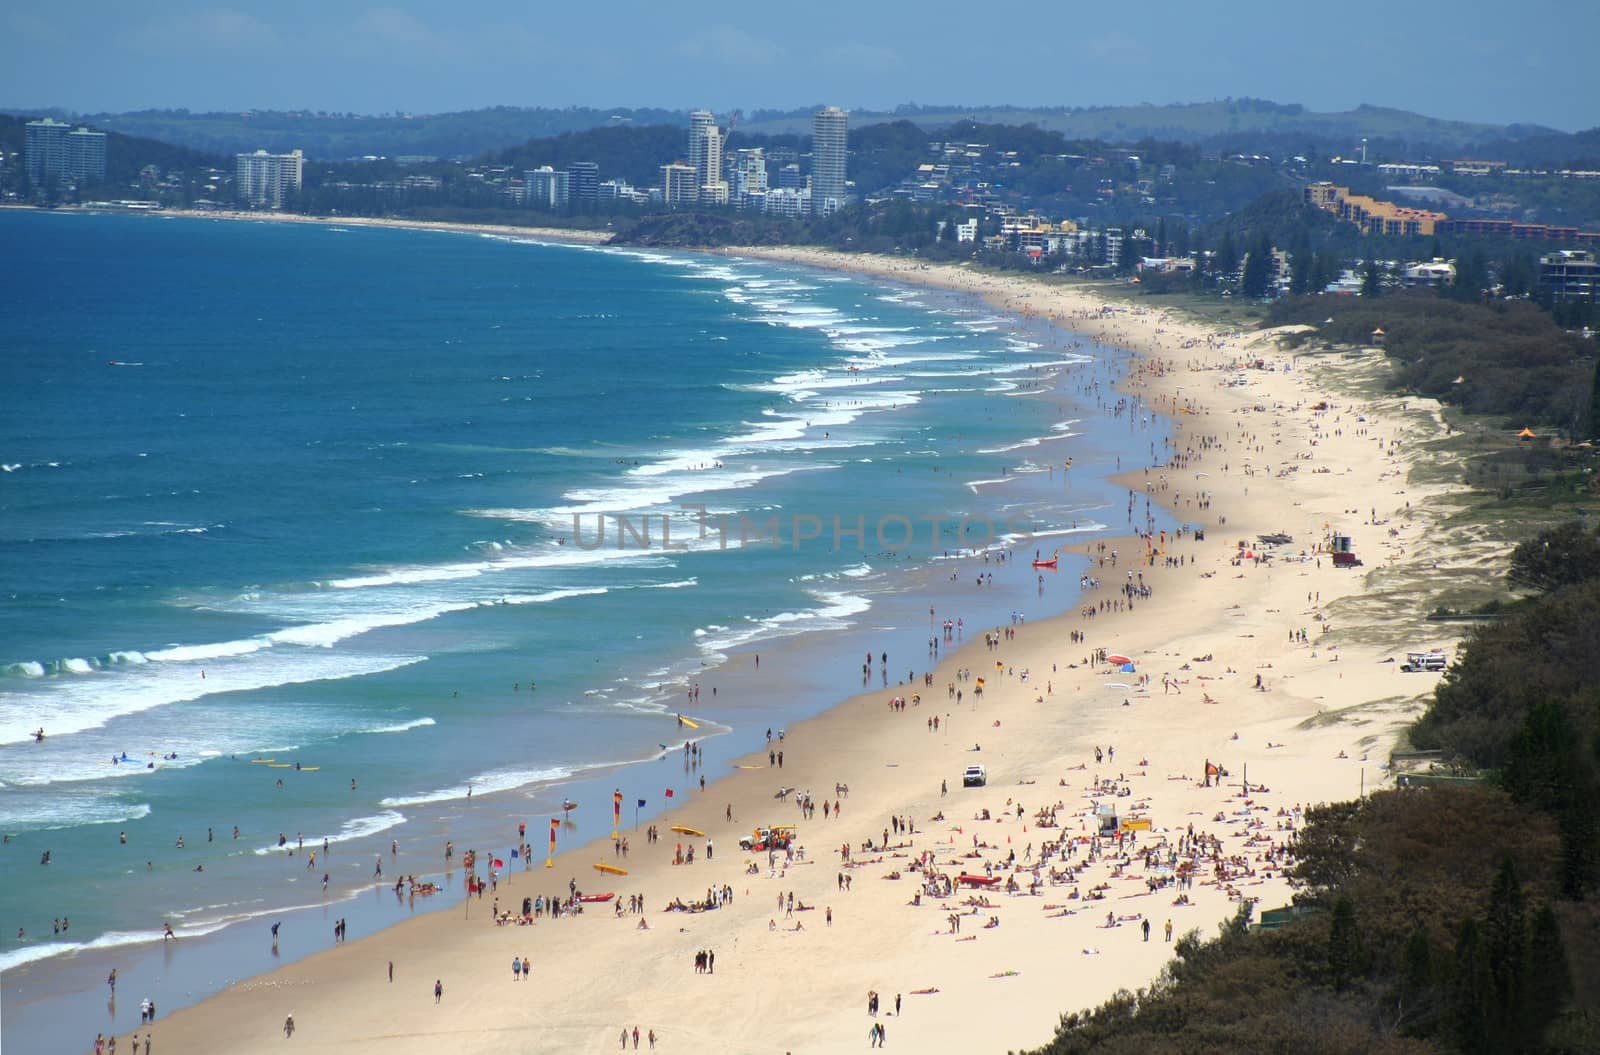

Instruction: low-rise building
[1304,182,1445,237]
[1402,258,1457,288]
[1540,250,1598,301]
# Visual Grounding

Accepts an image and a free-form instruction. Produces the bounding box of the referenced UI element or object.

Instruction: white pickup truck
[1400,651,1447,672]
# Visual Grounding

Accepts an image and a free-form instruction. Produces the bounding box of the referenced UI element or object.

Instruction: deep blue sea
[0,209,1167,1050]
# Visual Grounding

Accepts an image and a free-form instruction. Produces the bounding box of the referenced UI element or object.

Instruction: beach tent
[1517,427,1536,440]
[1120,663,1136,673]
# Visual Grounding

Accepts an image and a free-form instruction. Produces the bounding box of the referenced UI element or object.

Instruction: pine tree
[1216,231,1238,280]
[1560,801,1598,899]
[1289,233,1312,295]
[1327,895,1365,990]
[1588,358,1600,442]
[1241,231,1274,299]
[1484,856,1527,1041]
[1452,918,1493,1055]
[1525,904,1572,1031]
[1362,257,1382,298]
[1398,925,1436,1029]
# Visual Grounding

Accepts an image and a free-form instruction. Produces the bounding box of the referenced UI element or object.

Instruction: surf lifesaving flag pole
[546,818,558,868]
[612,789,622,840]
[635,797,646,831]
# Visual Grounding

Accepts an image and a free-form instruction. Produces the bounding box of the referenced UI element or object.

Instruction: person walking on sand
[633,1025,640,1048]
[284,1013,294,1038]
[434,979,442,1003]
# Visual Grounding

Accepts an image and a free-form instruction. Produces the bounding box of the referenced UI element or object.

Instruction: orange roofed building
[1304,182,1447,237]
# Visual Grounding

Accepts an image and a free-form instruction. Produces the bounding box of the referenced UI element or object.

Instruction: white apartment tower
[810,106,848,216]
[236,149,304,208]
[687,110,729,205]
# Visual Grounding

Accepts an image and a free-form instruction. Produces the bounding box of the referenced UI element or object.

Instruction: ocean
[0,209,1168,1050]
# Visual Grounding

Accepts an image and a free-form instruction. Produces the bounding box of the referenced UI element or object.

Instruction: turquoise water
[0,210,1165,1050]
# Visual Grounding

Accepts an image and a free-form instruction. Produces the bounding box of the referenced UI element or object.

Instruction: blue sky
[4,1,1597,130]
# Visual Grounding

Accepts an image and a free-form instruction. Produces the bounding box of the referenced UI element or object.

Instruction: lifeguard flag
[665,788,675,798]
[493,858,504,869]
[637,798,646,809]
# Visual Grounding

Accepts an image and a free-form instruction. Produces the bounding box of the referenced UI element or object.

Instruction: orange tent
[1517,427,1536,440]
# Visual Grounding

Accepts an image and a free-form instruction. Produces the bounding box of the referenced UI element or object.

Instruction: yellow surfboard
[593,862,628,875]
[669,825,704,838]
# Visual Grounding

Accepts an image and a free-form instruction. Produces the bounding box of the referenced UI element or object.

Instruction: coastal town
[3,11,1597,1055]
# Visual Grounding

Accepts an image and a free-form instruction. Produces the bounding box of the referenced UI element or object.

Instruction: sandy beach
[82,246,1470,1055]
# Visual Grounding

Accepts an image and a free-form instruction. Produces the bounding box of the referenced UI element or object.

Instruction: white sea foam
[363,716,436,735]
[0,798,152,833]
[252,809,407,856]
[379,764,579,808]
[694,589,871,655]
[0,652,425,749]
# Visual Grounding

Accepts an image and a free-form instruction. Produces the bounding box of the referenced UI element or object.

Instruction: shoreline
[2,202,616,246]
[16,238,1475,1054]
[1,223,1149,1049]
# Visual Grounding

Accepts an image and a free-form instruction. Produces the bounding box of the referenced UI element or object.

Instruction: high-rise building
[236,149,304,208]
[810,106,849,216]
[66,127,107,184]
[732,148,768,208]
[26,118,107,184]
[687,110,728,206]
[25,119,68,183]
[566,162,599,205]
[525,166,570,210]
[660,163,698,207]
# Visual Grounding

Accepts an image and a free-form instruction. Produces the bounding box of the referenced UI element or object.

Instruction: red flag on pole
[665,788,674,798]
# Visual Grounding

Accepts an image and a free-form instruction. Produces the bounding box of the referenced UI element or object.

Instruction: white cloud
[674,26,783,67]
[127,8,279,55]
[820,41,903,72]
